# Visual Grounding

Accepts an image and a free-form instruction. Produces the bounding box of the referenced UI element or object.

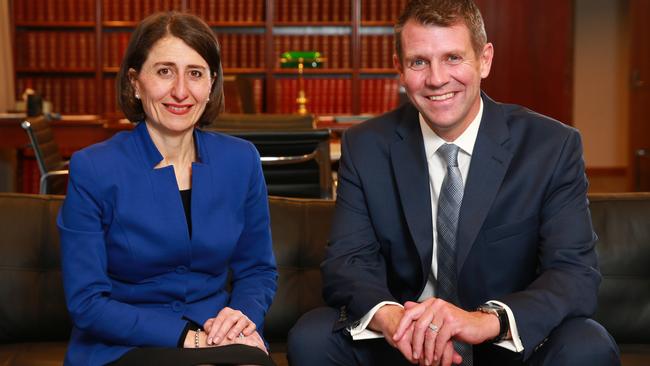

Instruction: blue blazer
[323,94,600,360]
[58,122,277,365]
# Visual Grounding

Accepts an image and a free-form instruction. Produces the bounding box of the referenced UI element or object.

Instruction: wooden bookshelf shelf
[209,21,267,27]
[273,21,352,27]
[361,21,396,26]
[360,68,398,74]
[15,22,95,28]
[223,68,267,74]
[273,69,354,75]
[102,21,138,28]
[17,68,96,74]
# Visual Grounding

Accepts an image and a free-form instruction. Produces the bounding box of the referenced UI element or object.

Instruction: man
[288,0,620,365]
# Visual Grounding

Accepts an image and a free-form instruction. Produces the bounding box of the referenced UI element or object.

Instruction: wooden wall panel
[476,0,573,124]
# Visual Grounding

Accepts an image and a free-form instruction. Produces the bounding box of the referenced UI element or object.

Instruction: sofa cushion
[264,196,333,342]
[0,194,70,343]
[589,193,650,346]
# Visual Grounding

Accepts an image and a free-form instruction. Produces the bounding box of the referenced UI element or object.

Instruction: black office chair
[206,127,333,199]
[20,116,69,194]
[213,113,315,130]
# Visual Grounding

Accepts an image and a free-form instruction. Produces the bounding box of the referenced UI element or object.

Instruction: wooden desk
[0,117,121,151]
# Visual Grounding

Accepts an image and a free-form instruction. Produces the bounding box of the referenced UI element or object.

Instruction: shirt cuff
[487,300,524,353]
[348,301,403,340]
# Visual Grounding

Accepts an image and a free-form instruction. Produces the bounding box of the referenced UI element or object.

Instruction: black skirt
[109,344,276,366]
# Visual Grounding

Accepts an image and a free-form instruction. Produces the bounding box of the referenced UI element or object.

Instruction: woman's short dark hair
[117,11,224,127]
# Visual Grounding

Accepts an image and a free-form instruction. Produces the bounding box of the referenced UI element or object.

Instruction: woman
[57,12,277,366]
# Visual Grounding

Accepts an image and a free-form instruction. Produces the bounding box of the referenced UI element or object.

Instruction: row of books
[15,31,96,71]
[14,0,96,23]
[16,32,391,72]
[102,0,182,22]
[220,34,266,69]
[16,77,98,115]
[361,0,410,22]
[360,35,395,69]
[103,78,122,115]
[103,32,131,69]
[187,0,265,23]
[222,78,265,113]
[274,0,351,22]
[274,35,351,69]
[275,78,352,114]
[359,78,400,115]
[14,0,407,25]
[274,78,399,114]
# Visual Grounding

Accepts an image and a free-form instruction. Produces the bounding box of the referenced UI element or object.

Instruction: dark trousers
[109,344,275,366]
[287,307,620,366]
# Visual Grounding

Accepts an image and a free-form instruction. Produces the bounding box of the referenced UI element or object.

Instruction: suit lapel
[390,105,434,285]
[457,94,513,273]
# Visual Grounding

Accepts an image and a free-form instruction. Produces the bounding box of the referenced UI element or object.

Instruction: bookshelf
[11,0,405,117]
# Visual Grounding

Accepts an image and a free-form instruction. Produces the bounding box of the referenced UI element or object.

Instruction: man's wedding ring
[428,323,439,333]
[238,332,245,339]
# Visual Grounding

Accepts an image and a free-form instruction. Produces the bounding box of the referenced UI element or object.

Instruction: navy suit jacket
[322,94,600,360]
[58,122,277,365]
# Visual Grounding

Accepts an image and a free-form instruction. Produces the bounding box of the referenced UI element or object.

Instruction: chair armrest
[260,151,318,165]
[40,169,69,195]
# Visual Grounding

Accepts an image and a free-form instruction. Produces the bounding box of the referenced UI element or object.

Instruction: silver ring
[238,332,245,339]
[428,323,439,333]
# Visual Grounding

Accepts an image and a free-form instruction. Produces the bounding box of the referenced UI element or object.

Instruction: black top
[179,189,192,237]
[178,188,193,347]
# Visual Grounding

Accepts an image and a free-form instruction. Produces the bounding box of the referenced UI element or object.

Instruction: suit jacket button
[171,301,184,312]
[176,265,188,274]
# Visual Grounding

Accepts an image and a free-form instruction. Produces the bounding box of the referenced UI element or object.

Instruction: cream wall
[574,0,629,168]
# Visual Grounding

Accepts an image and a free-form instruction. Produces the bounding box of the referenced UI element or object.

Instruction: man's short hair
[394,0,487,63]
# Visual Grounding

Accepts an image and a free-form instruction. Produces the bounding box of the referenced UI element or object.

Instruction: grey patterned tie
[436,143,473,365]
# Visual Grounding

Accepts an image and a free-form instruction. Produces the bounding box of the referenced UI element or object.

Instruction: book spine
[341,0,350,21]
[88,32,97,69]
[134,0,142,21]
[331,0,339,22]
[253,78,263,112]
[208,0,216,22]
[36,32,47,69]
[15,0,25,22]
[79,32,88,69]
[227,0,235,22]
[311,0,319,22]
[217,0,226,22]
[44,32,57,70]
[280,0,289,22]
[119,32,130,67]
[239,0,246,22]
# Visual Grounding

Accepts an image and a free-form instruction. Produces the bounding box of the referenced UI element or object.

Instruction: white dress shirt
[349,99,524,353]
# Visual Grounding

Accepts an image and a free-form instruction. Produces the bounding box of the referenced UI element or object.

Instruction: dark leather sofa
[0,192,648,365]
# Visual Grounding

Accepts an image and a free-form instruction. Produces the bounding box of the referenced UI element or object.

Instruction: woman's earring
[206,97,210,103]
[135,92,140,100]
